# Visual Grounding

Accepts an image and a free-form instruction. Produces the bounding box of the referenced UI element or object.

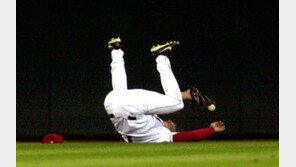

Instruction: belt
[108,114,137,120]
[127,136,133,143]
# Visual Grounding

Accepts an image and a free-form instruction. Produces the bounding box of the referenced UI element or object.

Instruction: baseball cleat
[190,86,216,112]
[150,41,180,57]
[108,37,121,50]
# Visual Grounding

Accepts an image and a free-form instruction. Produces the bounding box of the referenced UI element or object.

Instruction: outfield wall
[17,0,278,140]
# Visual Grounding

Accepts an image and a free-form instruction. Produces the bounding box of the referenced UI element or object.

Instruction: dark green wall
[17,0,278,140]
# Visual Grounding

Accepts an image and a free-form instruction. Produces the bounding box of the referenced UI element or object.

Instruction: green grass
[16,140,279,167]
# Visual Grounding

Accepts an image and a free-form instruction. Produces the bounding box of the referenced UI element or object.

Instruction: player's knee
[176,100,184,111]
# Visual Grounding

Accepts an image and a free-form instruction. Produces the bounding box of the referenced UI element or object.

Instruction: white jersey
[104,89,177,143]
[104,49,183,143]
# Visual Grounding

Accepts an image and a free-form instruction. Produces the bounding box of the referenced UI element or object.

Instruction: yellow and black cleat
[150,41,180,57]
[108,37,121,50]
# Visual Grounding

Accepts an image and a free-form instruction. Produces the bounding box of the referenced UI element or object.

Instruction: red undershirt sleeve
[173,127,215,142]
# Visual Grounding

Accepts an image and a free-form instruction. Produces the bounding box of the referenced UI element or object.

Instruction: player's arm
[172,121,225,142]
[163,120,177,132]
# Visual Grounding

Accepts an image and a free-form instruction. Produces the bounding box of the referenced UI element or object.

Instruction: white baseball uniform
[104,49,184,143]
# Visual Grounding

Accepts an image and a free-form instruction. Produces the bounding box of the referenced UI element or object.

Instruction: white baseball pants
[108,49,184,115]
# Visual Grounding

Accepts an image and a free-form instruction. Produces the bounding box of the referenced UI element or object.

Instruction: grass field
[16,140,279,167]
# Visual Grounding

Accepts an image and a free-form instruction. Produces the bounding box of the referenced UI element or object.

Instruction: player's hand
[164,120,177,132]
[210,121,226,132]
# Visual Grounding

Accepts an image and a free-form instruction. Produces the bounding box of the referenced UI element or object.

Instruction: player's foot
[108,37,121,50]
[190,86,216,112]
[150,41,180,57]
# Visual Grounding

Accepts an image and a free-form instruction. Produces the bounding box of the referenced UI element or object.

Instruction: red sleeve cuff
[209,126,215,134]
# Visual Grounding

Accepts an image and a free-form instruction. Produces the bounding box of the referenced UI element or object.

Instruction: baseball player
[104,37,225,143]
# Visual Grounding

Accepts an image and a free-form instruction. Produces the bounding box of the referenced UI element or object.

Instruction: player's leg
[173,121,225,142]
[144,41,185,115]
[105,40,185,116]
[156,55,182,100]
[152,43,216,112]
[108,37,127,91]
[151,41,182,100]
[141,41,217,115]
[143,41,207,115]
